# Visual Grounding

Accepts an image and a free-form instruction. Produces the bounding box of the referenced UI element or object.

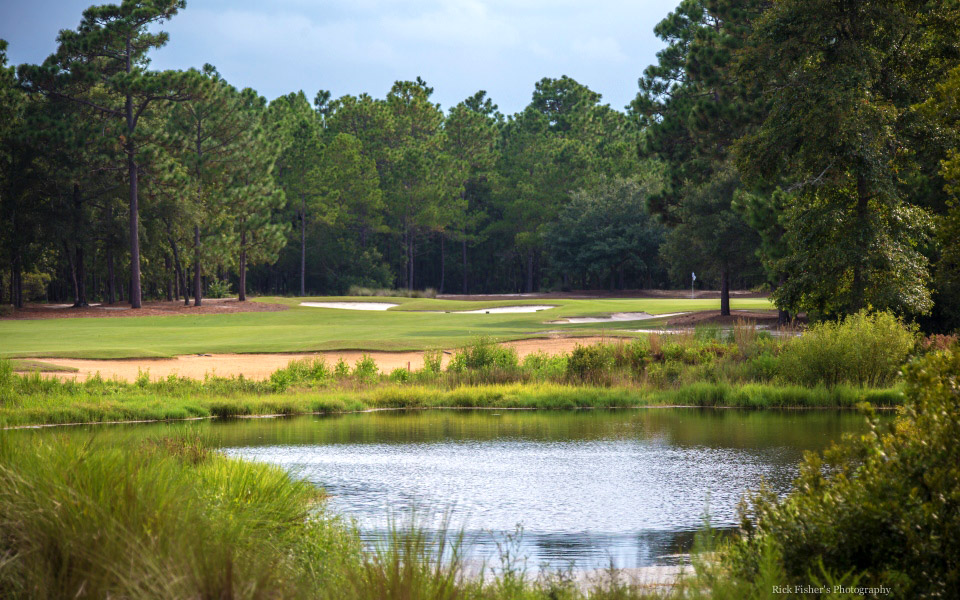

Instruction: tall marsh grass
[0,432,358,599]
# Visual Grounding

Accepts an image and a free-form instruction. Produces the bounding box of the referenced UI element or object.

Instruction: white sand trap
[299,302,398,311]
[553,311,686,324]
[454,305,556,314]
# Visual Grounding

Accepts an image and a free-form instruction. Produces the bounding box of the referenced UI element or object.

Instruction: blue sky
[1,0,672,114]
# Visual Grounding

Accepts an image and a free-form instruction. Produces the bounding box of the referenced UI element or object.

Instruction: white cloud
[4,0,669,112]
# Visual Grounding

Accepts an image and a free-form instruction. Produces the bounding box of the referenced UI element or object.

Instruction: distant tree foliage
[2,0,960,332]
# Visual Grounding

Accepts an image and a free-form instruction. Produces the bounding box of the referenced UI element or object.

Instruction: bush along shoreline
[0,311,933,427]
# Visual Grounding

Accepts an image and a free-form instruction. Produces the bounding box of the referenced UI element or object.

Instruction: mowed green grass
[0,296,774,359]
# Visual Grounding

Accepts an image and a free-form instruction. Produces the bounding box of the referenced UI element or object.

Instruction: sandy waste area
[32,337,621,382]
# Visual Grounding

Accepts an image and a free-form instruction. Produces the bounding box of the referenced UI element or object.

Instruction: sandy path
[36,337,618,382]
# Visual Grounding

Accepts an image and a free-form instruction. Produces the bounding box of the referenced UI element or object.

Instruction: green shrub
[389,367,411,383]
[422,350,443,374]
[661,342,687,363]
[135,369,151,388]
[449,337,519,373]
[778,310,917,387]
[725,348,960,597]
[334,358,350,379]
[612,339,649,372]
[206,278,233,299]
[347,286,437,298]
[308,357,331,381]
[353,354,379,383]
[22,271,51,301]
[522,351,568,381]
[0,359,13,404]
[270,369,291,392]
[565,344,610,384]
[743,352,779,382]
[647,360,683,387]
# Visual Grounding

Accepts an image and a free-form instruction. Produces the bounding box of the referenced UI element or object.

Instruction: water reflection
[215,408,876,570]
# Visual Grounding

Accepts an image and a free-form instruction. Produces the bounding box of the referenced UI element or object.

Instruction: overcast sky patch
[1,0,669,113]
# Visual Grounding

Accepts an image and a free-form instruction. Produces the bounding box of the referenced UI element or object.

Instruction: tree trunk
[164,255,173,301]
[439,233,445,294]
[776,274,790,325]
[462,238,468,294]
[525,250,534,294]
[125,78,141,308]
[12,253,23,308]
[168,235,189,305]
[851,172,869,312]
[68,184,89,308]
[193,224,202,307]
[720,264,731,317]
[239,228,247,302]
[66,240,79,306]
[127,148,141,308]
[106,247,116,304]
[76,245,87,307]
[300,193,306,297]
[408,232,415,291]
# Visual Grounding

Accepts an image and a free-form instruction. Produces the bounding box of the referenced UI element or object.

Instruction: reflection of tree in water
[99,407,880,450]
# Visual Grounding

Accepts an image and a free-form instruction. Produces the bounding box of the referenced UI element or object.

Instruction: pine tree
[17,0,194,308]
[167,65,249,306]
[268,91,324,296]
[228,89,288,301]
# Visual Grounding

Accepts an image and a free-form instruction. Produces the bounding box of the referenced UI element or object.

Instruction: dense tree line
[1,0,959,330]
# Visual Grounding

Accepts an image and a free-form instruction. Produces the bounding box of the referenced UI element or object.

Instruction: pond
[22,408,880,571]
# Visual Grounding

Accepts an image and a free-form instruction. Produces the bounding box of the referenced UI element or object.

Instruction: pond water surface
[22,408,879,571]
[215,408,875,570]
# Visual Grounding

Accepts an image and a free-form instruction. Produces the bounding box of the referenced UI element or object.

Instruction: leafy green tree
[547,175,666,290]
[735,0,960,317]
[17,0,194,308]
[0,40,34,307]
[268,91,325,296]
[443,92,500,293]
[315,133,384,249]
[226,89,288,302]
[919,64,960,331]
[381,78,450,290]
[497,77,602,292]
[658,167,762,308]
[632,0,763,314]
[167,65,252,306]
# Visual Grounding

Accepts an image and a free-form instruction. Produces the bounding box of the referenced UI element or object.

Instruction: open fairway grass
[0,296,773,359]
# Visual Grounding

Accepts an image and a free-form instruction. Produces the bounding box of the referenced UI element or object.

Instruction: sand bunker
[553,312,686,324]
[454,305,556,314]
[299,302,398,311]
[34,337,618,382]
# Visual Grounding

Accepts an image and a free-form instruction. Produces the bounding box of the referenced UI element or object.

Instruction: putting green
[0,296,774,359]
